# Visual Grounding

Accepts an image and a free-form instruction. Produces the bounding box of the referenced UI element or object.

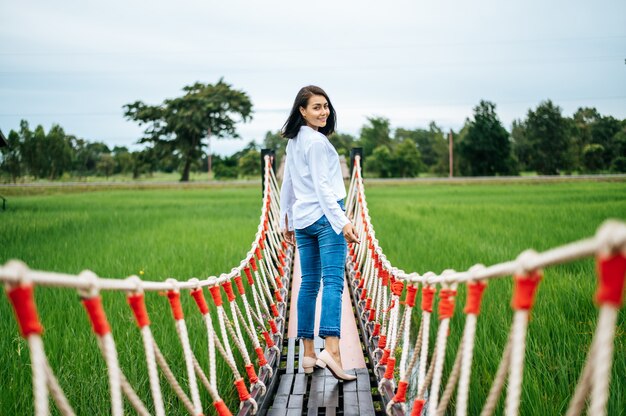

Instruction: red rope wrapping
[360,288,368,301]
[354,271,361,283]
[281,241,288,250]
[372,323,381,337]
[222,282,236,303]
[274,290,283,303]
[411,399,425,416]
[255,347,268,366]
[378,334,387,348]
[274,276,283,289]
[596,253,626,307]
[269,319,278,334]
[464,281,487,315]
[250,258,258,272]
[259,234,266,250]
[167,291,184,320]
[244,267,254,285]
[438,289,456,320]
[391,280,404,297]
[512,270,542,311]
[368,308,376,322]
[234,276,246,295]
[245,364,259,384]
[270,304,279,318]
[213,400,232,416]
[381,270,389,286]
[234,378,251,402]
[383,357,396,379]
[255,247,263,260]
[406,285,418,308]
[365,298,372,311]
[392,380,409,403]
[278,258,286,271]
[358,278,365,289]
[7,284,44,337]
[82,296,111,336]
[380,348,390,365]
[209,286,223,307]
[127,293,150,328]
[422,286,436,313]
[262,331,275,348]
[190,288,209,315]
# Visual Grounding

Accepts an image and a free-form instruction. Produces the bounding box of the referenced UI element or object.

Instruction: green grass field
[1,180,625,415]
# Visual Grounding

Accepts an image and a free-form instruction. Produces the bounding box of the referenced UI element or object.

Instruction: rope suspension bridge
[1,155,625,416]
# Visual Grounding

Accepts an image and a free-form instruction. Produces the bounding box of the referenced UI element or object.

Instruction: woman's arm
[279,150,295,232]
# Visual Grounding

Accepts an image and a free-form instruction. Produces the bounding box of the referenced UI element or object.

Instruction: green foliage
[582,144,605,172]
[95,153,115,178]
[458,100,516,176]
[368,145,393,178]
[124,79,253,181]
[392,138,423,177]
[395,122,448,174]
[359,117,392,157]
[524,100,572,175]
[238,148,262,177]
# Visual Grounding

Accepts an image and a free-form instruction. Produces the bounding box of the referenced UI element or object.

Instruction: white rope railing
[1,156,292,416]
[344,155,626,416]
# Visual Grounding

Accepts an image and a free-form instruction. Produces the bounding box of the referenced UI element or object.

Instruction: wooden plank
[276,374,294,396]
[267,408,287,416]
[357,391,376,416]
[286,409,302,416]
[287,394,304,409]
[307,408,318,416]
[307,391,324,409]
[310,373,325,392]
[356,369,371,392]
[286,337,296,374]
[292,373,307,395]
[342,391,360,416]
[272,394,289,408]
[323,376,339,407]
[325,407,336,416]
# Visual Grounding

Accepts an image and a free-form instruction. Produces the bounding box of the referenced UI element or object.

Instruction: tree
[391,139,423,177]
[0,130,22,182]
[238,148,261,177]
[458,100,516,176]
[124,79,253,181]
[359,117,392,157]
[263,131,287,167]
[582,144,605,172]
[96,154,115,178]
[511,119,532,171]
[329,132,356,159]
[525,100,571,175]
[368,145,393,178]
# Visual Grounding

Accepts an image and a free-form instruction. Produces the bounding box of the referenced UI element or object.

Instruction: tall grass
[0,187,263,415]
[1,181,624,415]
[364,181,626,415]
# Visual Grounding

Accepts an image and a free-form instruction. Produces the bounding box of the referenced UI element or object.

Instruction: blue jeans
[295,201,347,339]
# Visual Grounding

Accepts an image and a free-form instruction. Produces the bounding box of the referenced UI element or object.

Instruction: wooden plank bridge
[248,249,387,416]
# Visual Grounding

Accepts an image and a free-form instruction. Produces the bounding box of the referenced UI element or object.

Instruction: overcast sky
[1,1,625,155]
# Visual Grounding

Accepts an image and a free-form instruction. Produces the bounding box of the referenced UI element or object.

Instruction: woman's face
[300,94,329,130]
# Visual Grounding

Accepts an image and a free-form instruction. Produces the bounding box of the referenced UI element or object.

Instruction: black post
[261,149,276,196]
[350,147,363,176]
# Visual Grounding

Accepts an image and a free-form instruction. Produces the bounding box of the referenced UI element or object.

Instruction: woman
[279,85,359,381]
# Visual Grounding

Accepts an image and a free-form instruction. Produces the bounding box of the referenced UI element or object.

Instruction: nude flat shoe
[301,356,318,374]
[315,350,357,381]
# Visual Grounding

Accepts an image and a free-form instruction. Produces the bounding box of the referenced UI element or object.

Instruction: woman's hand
[283,229,295,246]
[342,223,360,244]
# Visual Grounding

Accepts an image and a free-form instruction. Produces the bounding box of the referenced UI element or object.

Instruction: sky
[1,0,625,155]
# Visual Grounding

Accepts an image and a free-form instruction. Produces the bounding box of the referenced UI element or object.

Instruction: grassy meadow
[1,180,625,415]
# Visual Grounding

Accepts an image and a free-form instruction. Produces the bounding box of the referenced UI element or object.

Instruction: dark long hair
[281,85,337,139]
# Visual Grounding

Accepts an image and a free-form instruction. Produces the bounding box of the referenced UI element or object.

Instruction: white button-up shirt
[279,125,350,234]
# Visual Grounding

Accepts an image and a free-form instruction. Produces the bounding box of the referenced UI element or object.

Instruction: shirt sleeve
[279,150,295,231]
[307,139,350,234]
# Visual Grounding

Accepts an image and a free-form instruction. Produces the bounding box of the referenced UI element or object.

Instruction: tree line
[2,79,625,183]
